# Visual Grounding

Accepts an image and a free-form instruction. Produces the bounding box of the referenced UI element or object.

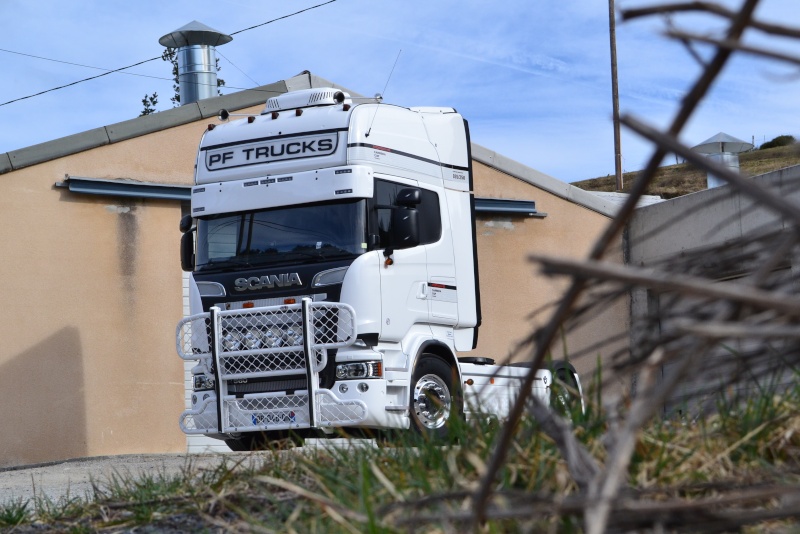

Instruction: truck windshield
[195,200,367,271]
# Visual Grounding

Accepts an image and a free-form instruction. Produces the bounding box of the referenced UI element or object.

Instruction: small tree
[136,49,225,114]
[162,48,181,107]
[139,92,158,116]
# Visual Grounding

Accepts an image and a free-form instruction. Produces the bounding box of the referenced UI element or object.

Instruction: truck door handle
[417,282,427,299]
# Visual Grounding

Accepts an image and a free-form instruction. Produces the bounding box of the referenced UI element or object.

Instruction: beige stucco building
[0,72,629,466]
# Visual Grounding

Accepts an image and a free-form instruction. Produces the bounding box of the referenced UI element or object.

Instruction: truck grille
[226,376,308,396]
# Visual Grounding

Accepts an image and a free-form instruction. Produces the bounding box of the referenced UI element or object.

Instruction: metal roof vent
[692,132,753,189]
[159,21,232,106]
[263,88,351,112]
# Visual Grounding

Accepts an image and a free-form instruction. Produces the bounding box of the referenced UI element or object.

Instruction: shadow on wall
[0,327,87,468]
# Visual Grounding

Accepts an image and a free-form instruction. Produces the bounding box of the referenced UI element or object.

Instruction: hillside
[572,143,800,198]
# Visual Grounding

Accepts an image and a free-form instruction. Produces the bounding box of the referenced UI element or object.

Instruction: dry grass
[1,383,798,532]
[572,144,800,199]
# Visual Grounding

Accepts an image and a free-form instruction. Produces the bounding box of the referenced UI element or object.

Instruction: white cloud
[0,0,797,182]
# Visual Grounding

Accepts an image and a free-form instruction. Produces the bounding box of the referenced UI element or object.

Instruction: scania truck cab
[176,88,581,450]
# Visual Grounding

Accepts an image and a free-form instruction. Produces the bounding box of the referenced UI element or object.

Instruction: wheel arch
[549,359,585,414]
[408,339,463,438]
[550,359,578,376]
[414,340,459,376]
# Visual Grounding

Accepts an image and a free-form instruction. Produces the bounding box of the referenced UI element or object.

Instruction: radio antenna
[365,49,402,138]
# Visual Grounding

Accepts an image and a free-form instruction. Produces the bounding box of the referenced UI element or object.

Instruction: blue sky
[1,0,798,182]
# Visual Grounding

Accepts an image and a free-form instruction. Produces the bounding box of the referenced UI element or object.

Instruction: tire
[225,432,266,452]
[410,354,462,440]
[224,433,259,451]
[224,430,306,451]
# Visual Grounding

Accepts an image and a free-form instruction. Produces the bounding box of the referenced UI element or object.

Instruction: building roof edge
[470,143,619,217]
[0,72,347,175]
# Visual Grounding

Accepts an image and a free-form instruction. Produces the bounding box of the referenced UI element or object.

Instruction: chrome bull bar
[177,298,363,433]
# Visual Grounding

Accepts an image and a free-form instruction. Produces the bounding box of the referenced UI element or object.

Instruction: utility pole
[608,0,623,190]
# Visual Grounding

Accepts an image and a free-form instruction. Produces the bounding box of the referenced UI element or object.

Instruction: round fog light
[339,383,349,394]
[358,382,369,393]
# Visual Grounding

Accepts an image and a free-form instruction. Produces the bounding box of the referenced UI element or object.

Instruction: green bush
[759,134,795,149]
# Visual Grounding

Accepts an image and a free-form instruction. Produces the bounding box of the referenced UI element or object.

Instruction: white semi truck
[176,87,581,450]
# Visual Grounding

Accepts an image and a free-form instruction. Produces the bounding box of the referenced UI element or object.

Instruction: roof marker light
[247,116,256,123]
[295,109,303,116]
[271,111,279,120]
[343,104,351,111]
[207,124,216,131]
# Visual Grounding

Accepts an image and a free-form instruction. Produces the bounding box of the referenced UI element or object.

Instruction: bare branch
[585,347,678,534]
[666,15,709,67]
[526,396,600,491]
[471,0,762,525]
[675,319,800,339]
[667,29,800,65]
[622,1,800,39]
[530,254,800,317]
[622,1,739,20]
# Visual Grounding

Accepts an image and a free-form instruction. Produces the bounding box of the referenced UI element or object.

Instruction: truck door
[425,190,459,325]
[372,180,433,342]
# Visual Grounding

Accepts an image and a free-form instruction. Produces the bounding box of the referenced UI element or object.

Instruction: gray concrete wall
[626,165,800,414]
[628,165,800,268]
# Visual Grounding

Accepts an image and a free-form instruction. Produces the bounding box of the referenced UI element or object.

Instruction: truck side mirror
[179,214,193,233]
[180,232,195,272]
[395,187,421,207]
[391,208,419,249]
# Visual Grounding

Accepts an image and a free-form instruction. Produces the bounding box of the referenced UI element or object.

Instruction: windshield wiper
[280,250,329,263]
[197,258,254,271]
[291,245,356,260]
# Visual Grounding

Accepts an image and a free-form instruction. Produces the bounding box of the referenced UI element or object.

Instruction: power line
[216,50,261,87]
[0,0,338,109]
[0,46,283,96]
[1,56,161,107]
[0,47,156,74]
[230,0,336,35]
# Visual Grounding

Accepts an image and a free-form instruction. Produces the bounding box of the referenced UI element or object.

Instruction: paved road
[0,453,255,505]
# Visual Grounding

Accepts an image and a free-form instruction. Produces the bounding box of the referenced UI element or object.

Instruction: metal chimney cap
[692,132,753,155]
[159,20,232,48]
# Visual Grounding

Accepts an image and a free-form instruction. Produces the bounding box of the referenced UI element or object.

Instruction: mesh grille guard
[177,298,364,434]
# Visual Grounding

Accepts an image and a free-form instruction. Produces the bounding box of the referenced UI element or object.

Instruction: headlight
[312,266,348,287]
[263,326,284,348]
[242,328,262,350]
[193,375,216,391]
[335,361,382,380]
[283,326,303,347]
[221,331,242,351]
[222,324,305,351]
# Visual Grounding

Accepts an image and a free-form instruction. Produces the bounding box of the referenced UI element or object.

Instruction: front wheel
[410,354,462,440]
